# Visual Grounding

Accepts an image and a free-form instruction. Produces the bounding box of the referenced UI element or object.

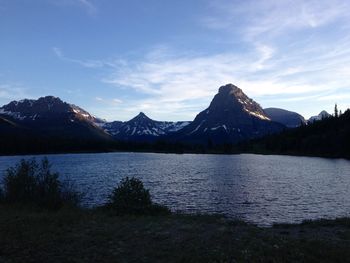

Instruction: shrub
[0,158,81,209]
[107,177,170,215]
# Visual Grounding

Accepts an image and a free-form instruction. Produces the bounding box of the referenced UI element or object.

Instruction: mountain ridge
[264,108,306,128]
[1,84,330,154]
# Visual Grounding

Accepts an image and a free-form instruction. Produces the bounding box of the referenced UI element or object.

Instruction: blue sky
[1,0,350,121]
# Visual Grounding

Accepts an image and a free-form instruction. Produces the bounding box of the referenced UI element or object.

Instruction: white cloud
[203,0,350,40]
[77,0,97,16]
[0,83,32,104]
[52,47,105,68]
[51,0,97,16]
[94,97,123,105]
[99,34,350,120]
[52,0,350,121]
[112,98,123,104]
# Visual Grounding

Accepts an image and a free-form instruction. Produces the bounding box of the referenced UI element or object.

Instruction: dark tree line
[1,108,349,159]
[239,109,350,159]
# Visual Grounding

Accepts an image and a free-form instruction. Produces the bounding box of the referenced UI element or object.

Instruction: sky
[1,0,350,121]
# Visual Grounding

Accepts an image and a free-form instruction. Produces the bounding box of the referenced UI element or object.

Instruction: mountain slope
[241,109,350,158]
[308,110,331,123]
[172,84,285,144]
[103,112,190,142]
[0,96,113,154]
[264,108,306,128]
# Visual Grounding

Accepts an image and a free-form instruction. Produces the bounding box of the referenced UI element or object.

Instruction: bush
[0,158,81,210]
[107,177,170,215]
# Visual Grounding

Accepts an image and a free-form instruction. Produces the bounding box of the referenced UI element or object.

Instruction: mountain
[0,96,106,125]
[171,84,285,144]
[308,110,331,123]
[103,112,190,142]
[264,108,306,128]
[0,96,113,154]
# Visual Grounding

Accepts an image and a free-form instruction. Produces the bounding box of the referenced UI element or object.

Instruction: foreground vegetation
[1,159,350,262]
[1,206,350,263]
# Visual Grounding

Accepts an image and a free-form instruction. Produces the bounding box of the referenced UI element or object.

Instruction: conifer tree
[334,103,338,118]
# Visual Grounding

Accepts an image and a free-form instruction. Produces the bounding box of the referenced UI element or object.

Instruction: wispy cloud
[52,47,106,68]
[95,97,123,105]
[202,0,350,40]
[50,0,97,16]
[100,33,350,119]
[52,0,350,120]
[0,83,31,102]
[76,0,97,16]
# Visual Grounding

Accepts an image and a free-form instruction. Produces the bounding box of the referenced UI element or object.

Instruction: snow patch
[244,109,270,120]
[188,120,205,135]
[210,125,228,132]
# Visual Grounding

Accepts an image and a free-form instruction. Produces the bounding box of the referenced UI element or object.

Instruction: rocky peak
[0,96,99,123]
[209,84,269,121]
[218,84,241,94]
[1,96,70,113]
[308,110,331,123]
[172,84,284,144]
[319,110,330,118]
[37,96,63,103]
[137,112,148,118]
[129,112,152,123]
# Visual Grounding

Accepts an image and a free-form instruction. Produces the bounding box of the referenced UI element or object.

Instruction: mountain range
[0,84,332,154]
[102,112,190,142]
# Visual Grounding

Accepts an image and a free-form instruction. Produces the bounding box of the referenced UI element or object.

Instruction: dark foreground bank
[1,206,350,263]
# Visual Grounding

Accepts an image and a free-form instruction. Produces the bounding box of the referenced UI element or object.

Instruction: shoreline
[0,148,349,161]
[1,205,350,262]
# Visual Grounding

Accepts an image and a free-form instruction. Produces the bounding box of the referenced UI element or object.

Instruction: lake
[0,152,350,226]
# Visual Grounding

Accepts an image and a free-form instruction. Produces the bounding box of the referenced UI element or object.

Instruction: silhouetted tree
[334,103,339,118]
[107,177,170,215]
[1,158,82,209]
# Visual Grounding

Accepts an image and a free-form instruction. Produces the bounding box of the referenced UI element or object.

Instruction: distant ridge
[264,108,306,128]
[308,110,331,123]
[102,112,190,142]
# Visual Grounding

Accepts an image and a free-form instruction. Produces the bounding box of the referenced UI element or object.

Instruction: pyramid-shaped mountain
[172,84,285,144]
[103,112,190,141]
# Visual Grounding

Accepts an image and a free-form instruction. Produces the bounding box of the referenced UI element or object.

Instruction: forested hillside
[240,109,350,158]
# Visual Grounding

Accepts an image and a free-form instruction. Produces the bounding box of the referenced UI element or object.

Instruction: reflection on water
[1,152,350,226]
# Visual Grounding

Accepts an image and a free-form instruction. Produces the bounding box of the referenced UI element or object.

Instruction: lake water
[0,152,350,226]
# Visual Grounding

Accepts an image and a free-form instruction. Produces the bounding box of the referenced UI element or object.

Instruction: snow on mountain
[102,112,190,141]
[0,96,191,142]
[172,84,285,144]
[0,96,113,142]
[0,96,106,127]
[308,110,331,123]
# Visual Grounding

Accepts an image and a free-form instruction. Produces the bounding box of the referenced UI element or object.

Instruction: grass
[1,205,350,263]
[1,159,350,262]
